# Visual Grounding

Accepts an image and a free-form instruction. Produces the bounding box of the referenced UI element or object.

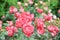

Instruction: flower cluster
[15,12,34,37]
[0,0,60,40]
[3,0,59,38]
[5,5,59,37]
[15,12,34,28]
[8,6,34,37]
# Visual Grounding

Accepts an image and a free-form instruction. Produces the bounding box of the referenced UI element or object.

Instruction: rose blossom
[22,22,34,37]
[47,25,59,36]
[35,18,45,34]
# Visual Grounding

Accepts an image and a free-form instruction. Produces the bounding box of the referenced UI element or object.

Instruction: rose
[36,8,43,13]
[22,22,34,37]
[47,25,59,36]
[35,18,45,34]
[6,26,18,36]
[9,6,18,14]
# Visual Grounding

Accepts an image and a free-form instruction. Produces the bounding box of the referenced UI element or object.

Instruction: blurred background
[0,0,60,17]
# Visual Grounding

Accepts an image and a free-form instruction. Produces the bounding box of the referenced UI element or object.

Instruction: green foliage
[53,32,60,40]
[0,0,18,17]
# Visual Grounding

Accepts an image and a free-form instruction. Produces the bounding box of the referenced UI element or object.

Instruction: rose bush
[0,0,60,40]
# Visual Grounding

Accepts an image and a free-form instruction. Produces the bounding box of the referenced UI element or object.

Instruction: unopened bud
[24,3,28,6]
[17,2,21,6]
[39,1,43,4]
